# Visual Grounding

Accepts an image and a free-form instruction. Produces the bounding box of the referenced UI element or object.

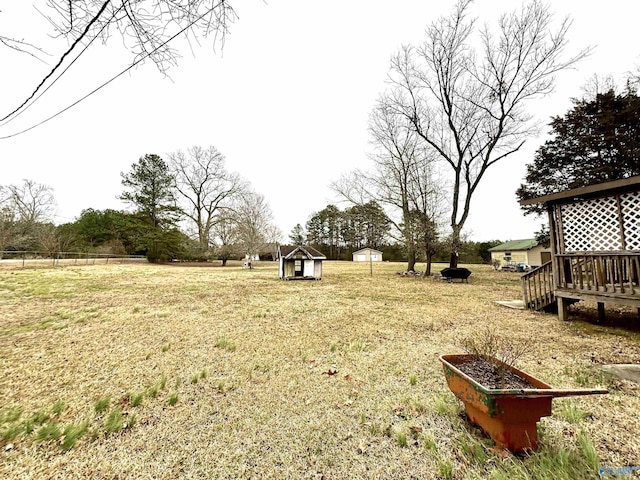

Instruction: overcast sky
[1,1,638,243]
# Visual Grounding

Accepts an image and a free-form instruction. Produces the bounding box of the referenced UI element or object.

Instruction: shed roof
[352,248,383,255]
[519,175,640,206]
[277,245,326,260]
[488,239,540,252]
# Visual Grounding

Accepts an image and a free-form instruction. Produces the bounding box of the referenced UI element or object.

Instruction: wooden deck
[555,253,640,303]
[521,261,554,311]
[522,253,640,319]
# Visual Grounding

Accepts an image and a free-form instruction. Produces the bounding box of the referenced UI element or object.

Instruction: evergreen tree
[288,224,306,245]
[518,88,640,214]
[119,154,181,262]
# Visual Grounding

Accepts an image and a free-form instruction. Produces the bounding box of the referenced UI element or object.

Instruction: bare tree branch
[385,0,590,266]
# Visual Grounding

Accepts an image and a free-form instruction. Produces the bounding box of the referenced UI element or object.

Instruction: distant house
[352,248,383,262]
[277,245,326,280]
[488,239,551,269]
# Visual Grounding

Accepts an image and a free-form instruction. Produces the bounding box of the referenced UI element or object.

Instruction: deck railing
[521,261,554,310]
[555,253,640,298]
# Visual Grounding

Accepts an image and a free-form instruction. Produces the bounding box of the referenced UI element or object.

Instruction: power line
[0,4,124,128]
[0,1,112,123]
[0,0,226,141]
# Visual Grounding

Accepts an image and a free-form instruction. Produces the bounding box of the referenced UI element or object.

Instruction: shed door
[294,260,303,276]
[357,254,366,261]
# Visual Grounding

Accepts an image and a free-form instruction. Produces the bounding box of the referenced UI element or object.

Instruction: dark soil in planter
[456,358,537,390]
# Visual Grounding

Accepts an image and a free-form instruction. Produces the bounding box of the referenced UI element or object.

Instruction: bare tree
[386,0,590,267]
[0,180,57,252]
[234,192,275,260]
[0,204,17,255]
[210,192,279,265]
[168,145,247,252]
[263,224,283,261]
[211,213,239,266]
[333,95,442,272]
[1,1,238,124]
[5,179,57,224]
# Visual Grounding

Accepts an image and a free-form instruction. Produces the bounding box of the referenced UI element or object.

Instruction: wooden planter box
[439,354,607,452]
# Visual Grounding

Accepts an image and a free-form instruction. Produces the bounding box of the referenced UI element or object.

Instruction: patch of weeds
[577,430,599,471]
[409,397,428,415]
[161,343,170,353]
[199,369,207,380]
[126,413,137,429]
[145,353,151,360]
[94,396,110,414]
[459,433,488,465]
[437,457,454,479]
[133,306,141,313]
[368,421,387,436]
[558,401,591,423]
[348,338,368,352]
[130,392,144,407]
[330,343,338,353]
[30,409,50,426]
[492,429,601,479]
[51,400,66,416]
[0,406,23,424]
[61,421,89,450]
[104,408,124,433]
[147,385,159,399]
[396,432,408,448]
[571,364,617,390]
[422,433,438,452]
[409,374,418,386]
[148,374,167,398]
[191,374,199,385]
[2,424,23,441]
[37,423,62,442]
[434,393,459,417]
[217,380,226,394]
[22,420,36,435]
[215,335,236,352]
[166,391,179,406]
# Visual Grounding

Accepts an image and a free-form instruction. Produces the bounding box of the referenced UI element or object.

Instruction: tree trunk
[424,252,432,276]
[407,244,417,272]
[449,226,461,268]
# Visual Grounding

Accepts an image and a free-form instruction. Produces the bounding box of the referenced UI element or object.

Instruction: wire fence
[0,251,147,268]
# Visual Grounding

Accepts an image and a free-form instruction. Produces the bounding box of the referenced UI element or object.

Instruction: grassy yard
[1,261,639,479]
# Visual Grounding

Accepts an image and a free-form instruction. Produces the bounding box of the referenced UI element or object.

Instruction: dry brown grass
[1,261,639,479]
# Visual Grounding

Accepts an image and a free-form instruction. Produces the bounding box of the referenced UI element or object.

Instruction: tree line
[0,146,281,263]
[288,203,502,266]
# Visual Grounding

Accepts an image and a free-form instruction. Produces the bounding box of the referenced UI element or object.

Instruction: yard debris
[322,369,338,376]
